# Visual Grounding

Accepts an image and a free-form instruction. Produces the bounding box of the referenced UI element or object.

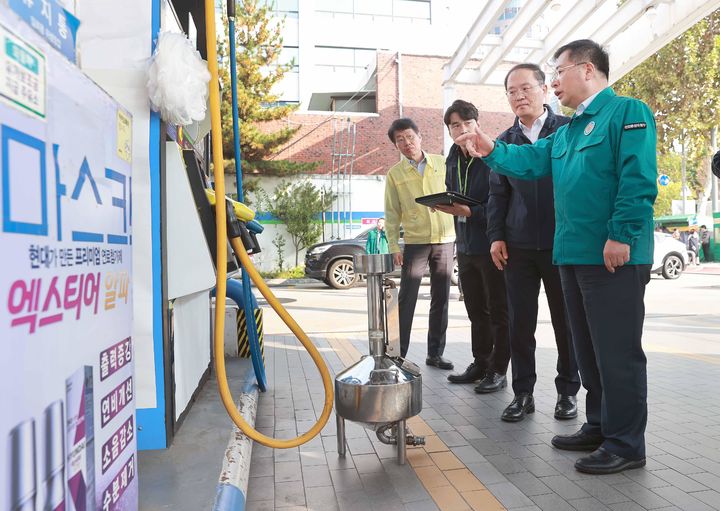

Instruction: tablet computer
[415,191,481,208]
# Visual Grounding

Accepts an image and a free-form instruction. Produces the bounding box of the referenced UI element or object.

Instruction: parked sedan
[305,229,458,289]
[651,232,688,279]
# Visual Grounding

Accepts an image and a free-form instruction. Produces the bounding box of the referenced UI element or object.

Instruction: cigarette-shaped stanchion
[334,254,425,464]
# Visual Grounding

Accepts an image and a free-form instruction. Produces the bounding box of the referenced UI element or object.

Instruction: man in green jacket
[458,40,657,475]
[365,218,390,254]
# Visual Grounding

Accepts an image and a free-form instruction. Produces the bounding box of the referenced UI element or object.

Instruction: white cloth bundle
[147,31,211,126]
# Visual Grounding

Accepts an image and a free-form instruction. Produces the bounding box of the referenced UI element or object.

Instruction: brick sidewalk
[246,331,720,511]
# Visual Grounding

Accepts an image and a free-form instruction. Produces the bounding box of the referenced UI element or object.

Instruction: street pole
[681,135,687,214]
[712,127,717,213]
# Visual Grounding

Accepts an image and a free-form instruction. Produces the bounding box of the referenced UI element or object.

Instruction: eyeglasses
[394,134,417,145]
[551,61,588,81]
[505,84,543,99]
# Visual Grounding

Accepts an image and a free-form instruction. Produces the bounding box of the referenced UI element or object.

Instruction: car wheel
[451,258,459,286]
[327,259,357,289]
[661,254,683,280]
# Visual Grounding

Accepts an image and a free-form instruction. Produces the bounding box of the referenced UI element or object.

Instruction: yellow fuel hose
[204,0,333,447]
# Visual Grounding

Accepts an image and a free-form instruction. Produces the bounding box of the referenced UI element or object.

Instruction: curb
[265,277,319,286]
[212,364,260,511]
[683,263,720,276]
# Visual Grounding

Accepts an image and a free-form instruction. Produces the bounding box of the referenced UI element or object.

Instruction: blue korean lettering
[105,168,128,245]
[70,157,103,242]
[53,144,65,241]
[71,157,102,204]
[2,125,48,236]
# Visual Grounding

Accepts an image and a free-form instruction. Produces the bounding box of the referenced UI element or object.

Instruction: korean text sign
[0,12,136,511]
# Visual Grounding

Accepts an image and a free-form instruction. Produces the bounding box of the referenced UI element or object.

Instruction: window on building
[281,46,299,72]
[307,92,377,113]
[315,0,431,24]
[331,95,376,113]
[256,0,300,104]
[315,46,376,73]
[259,0,298,15]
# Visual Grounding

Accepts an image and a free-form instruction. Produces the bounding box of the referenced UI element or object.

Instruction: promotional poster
[0,10,136,511]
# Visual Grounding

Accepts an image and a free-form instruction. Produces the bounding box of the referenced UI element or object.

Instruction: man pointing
[458,40,657,475]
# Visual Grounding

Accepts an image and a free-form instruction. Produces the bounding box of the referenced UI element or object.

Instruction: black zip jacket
[486,107,570,250]
[445,144,493,255]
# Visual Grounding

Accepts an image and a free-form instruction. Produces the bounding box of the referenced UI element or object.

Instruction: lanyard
[457,155,474,195]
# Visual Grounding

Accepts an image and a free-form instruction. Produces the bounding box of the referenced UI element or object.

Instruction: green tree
[614,11,720,211]
[271,233,286,271]
[218,0,317,175]
[654,153,683,216]
[258,181,335,266]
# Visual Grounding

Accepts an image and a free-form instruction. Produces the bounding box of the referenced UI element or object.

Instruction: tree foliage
[257,181,336,266]
[654,153,683,216]
[218,0,317,175]
[614,11,720,210]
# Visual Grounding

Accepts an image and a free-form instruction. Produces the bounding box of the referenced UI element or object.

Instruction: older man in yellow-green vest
[458,40,657,475]
[384,118,455,368]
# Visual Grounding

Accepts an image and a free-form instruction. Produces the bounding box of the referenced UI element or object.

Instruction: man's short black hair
[443,100,478,126]
[553,39,610,80]
[504,63,545,89]
[387,118,419,143]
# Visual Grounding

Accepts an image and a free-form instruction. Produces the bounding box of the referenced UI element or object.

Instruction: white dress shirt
[519,108,549,143]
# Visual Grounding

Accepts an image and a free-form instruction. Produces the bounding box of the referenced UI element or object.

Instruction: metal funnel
[334,253,424,464]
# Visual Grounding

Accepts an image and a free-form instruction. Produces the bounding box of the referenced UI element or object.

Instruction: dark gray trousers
[398,243,454,358]
[559,264,650,460]
[505,248,580,396]
[457,252,510,374]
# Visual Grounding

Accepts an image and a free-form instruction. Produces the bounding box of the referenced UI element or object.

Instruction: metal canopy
[444,0,720,88]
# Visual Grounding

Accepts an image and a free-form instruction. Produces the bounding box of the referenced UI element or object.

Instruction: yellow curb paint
[427,486,472,511]
[329,335,506,511]
[430,451,465,471]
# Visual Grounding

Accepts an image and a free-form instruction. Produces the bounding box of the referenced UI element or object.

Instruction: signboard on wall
[8,0,81,63]
[0,11,136,511]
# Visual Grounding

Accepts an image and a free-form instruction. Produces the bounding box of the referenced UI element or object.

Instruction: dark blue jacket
[486,107,570,250]
[445,144,493,255]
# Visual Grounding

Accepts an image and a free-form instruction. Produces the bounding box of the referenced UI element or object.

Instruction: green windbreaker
[484,88,658,265]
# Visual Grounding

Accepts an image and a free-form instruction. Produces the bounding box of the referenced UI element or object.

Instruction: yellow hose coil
[204,0,333,448]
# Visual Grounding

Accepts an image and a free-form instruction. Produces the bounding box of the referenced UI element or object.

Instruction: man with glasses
[457,40,657,475]
[486,64,580,423]
[385,118,456,368]
[436,100,510,394]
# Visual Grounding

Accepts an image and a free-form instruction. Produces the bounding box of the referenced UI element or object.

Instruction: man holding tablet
[436,100,510,393]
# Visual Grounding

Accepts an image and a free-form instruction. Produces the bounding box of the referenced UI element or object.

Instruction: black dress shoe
[554,394,578,420]
[474,372,507,394]
[447,362,484,383]
[551,429,604,451]
[501,394,534,422]
[575,447,646,474]
[425,356,454,370]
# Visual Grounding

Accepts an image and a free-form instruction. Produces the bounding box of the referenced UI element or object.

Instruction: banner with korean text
[0,8,136,511]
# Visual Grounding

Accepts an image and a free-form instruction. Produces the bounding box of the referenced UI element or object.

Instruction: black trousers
[398,243,453,358]
[504,248,580,396]
[457,252,510,374]
[702,242,711,261]
[559,265,650,461]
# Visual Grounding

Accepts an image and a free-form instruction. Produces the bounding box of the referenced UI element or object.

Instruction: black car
[304,229,458,289]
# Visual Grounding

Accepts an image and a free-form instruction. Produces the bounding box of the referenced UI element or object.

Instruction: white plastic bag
[147,31,211,126]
